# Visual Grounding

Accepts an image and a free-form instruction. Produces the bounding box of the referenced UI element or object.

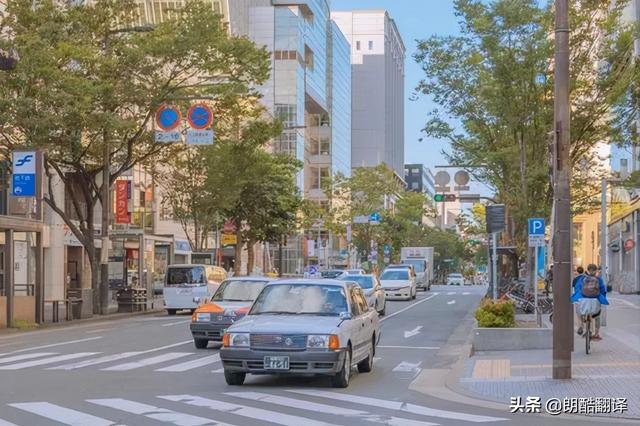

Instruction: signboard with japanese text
[115,180,130,224]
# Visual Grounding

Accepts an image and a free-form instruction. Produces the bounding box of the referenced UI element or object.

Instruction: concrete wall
[473,327,552,351]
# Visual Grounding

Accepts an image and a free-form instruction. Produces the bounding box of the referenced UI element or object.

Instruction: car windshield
[404,260,425,273]
[341,275,373,289]
[448,274,463,279]
[381,270,409,280]
[320,270,344,278]
[165,267,206,286]
[250,284,348,316]
[212,280,268,302]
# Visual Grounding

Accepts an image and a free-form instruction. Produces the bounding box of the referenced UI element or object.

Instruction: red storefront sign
[115,180,129,223]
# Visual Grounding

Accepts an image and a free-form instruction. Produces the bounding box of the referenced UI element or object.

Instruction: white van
[163,264,227,315]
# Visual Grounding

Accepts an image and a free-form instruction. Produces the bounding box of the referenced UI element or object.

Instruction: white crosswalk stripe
[160,394,335,426]
[225,392,440,426]
[0,353,57,365]
[0,419,20,426]
[101,352,192,371]
[47,352,143,370]
[0,353,99,370]
[155,354,221,372]
[9,402,115,426]
[286,389,509,423]
[87,399,236,426]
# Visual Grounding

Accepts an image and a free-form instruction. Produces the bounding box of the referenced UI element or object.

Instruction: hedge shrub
[475,298,515,328]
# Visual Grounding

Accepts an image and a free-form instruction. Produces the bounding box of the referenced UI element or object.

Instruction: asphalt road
[0,284,629,425]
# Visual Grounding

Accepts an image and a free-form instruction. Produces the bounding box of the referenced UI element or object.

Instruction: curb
[0,307,166,339]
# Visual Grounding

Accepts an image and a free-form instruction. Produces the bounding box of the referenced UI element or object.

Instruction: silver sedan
[340,274,386,316]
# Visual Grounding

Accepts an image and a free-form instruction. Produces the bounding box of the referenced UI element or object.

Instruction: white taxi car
[220,280,380,388]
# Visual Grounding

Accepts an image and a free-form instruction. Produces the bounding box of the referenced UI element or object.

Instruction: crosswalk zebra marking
[155,354,221,372]
[463,292,471,295]
[160,394,334,426]
[87,398,235,426]
[0,352,57,365]
[47,352,143,370]
[9,402,115,426]
[286,389,509,423]
[0,419,20,426]
[225,392,440,426]
[0,353,99,370]
[101,352,192,371]
[1,337,103,356]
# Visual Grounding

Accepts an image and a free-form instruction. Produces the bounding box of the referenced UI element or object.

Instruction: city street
[0,285,626,426]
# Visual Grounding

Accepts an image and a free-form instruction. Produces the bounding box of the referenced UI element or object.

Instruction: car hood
[380,280,410,288]
[195,301,252,314]
[228,314,342,334]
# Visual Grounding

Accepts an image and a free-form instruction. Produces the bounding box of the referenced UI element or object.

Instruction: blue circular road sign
[187,103,213,130]
[156,105,181,131]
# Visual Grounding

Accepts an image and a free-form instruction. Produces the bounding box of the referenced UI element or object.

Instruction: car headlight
[193,313,210,322]
[307,334,339,349]
[223,332,250,347]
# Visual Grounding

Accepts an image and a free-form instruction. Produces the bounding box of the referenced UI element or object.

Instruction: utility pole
[553,0,572,380]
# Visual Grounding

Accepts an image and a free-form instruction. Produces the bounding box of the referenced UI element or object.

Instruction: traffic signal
[434,194,456,202]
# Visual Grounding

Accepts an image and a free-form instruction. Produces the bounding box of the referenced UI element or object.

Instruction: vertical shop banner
[116,180,130,223]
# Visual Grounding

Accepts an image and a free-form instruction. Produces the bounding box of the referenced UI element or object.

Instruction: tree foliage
[0,0,270,307]
[415,0,638,252]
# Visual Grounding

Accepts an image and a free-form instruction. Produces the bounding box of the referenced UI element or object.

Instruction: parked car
[320,270,347,279]
[340,274,386,315]
[346,269,366,275]
[220,280,380,388]
[190,277,273,349]
[379,268,417,301]
[447,273,464,286]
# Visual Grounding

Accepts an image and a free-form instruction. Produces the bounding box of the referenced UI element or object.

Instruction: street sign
[155,131,181,143]
[486,204,506,234]
[454,170,470,191]
[115,180,129,224]
[528,235,545,247]
[12,151,36,197]
[369,212,381,224]
[186,103,213,130]
[186,130,214,145]
[221,233,237,246]
[458,194,481,203]
[156,105,181,131]
[528,218,545,235]
[383,244,391,255]
[353,215,369,224]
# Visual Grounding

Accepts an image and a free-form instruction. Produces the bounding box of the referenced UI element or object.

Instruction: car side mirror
[339,312,352,321]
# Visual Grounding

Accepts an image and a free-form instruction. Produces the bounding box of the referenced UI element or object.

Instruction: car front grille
[250,334,307,350]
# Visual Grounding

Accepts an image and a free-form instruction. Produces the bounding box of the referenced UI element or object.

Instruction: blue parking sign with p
[528,218,545,235]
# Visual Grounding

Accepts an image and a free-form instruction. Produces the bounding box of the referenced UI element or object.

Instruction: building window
[368,40,373,50]
[412,167,420,175]
[411,182,420,190]
[356,41,361,50]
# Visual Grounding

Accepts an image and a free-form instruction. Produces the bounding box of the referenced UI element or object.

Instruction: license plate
[176,288,192,295]
[264,356,289,370]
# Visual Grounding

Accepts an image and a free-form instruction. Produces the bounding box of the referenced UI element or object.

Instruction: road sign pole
[492,232,498,300]
[534,247,540,327]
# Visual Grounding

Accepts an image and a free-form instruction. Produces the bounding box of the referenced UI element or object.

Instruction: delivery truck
[400,247,434,290]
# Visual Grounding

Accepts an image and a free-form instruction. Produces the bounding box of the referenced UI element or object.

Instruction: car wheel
[224,370,246,386]
[332,347,351,388]
[357,337,375,373]
[194,339,208,349]
[167,309,177,316]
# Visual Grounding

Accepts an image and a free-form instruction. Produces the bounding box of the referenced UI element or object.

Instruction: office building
[332,10,405,177]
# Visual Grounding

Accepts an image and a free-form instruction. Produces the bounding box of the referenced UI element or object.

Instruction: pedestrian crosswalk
[3,390,509,425]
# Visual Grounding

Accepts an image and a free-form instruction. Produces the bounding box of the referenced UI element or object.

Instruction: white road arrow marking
[392,361,422,372]
[463,292,470,295]
[404,326,423,338]
[447,300,456,305]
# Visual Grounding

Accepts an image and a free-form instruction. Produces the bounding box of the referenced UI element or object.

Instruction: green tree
[0,0,270,312]
[415,0,637,253]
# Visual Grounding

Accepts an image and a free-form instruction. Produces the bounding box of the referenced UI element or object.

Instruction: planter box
[473,326,552,351]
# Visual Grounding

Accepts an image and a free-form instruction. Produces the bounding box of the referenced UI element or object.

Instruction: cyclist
[571,264,609,341]
[571,266,584,288]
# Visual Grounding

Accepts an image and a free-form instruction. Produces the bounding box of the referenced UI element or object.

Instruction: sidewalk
[456,293,640,420]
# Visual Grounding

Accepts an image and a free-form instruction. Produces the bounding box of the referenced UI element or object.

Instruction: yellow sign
[221,233,237,246]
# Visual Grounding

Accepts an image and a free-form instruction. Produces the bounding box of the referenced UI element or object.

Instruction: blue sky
[332,0,461,171]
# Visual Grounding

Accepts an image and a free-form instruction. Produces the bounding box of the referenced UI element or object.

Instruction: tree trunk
[88,251,101,315]
[234,226,243,276]
[247,238,255,275]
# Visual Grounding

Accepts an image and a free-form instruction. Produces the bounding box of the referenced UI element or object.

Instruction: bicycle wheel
[585,317,591,355]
